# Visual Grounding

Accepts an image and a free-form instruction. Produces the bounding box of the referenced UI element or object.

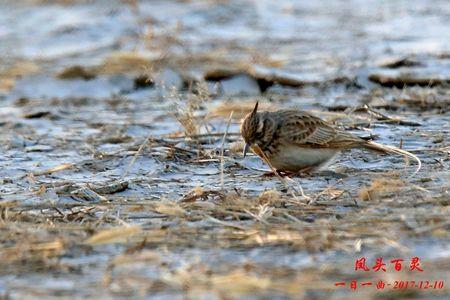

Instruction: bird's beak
[243,143,250,158]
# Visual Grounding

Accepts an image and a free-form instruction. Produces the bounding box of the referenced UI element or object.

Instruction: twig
[149,138,199,155]
[220,111,234,190]
[356,105,422,126]
[309,179,344,204]
[122,136,149,178]
[161,132,241,140]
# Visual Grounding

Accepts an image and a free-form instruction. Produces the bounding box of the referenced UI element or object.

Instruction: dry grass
[397,86,450,110]
[173,82,211,138]
[84,225,141,245]
[0,60,40,91]
[358,178,405,201]
[1,170,449,297]
[93,51,157,75]
[208,101,275,119]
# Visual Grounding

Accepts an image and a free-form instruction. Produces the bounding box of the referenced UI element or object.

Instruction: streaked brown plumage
[240,102,421,175]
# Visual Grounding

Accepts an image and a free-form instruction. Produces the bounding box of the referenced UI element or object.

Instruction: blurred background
[2,0,450,98]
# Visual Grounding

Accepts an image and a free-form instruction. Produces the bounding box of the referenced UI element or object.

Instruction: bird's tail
[362,141,422,177]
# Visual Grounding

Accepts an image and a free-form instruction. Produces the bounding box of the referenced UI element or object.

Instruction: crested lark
[240,102,421,175]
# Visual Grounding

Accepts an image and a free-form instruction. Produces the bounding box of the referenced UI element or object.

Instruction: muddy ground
[0,1,449,299]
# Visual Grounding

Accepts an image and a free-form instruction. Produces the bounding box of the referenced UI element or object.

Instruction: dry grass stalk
[173,82,210,138]
[71,186,108,202]
[220,111,234,190]
[122,137,149,179]
[31,163,74,176]
[209,270,272,294]
[112,250,160,266]
[253,144,309,202]
[181,187,225,202]
[153,201,186,217]
[258,190,282,204]
[0,60,39,91]
[84,225,142,245]
[93,51,156,75]
[209,101,274,119]
[359,178,405,201]
[1,240,64,263]
[244,204,273,225]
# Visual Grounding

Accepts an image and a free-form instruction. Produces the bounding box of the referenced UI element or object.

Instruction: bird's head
[240,102,262,157]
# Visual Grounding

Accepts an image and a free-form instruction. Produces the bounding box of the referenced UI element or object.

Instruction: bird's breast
[262,145,338,172]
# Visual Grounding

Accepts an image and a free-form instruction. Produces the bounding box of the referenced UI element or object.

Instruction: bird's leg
[253,145,287,179]
[279,170,299,177]
[284,166,314,178]
[263,169,307,178]
[262,170,281,177]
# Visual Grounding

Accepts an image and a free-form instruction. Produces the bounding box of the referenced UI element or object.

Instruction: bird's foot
[261,171,277,177]
[280,167,315,178]
[261,170,285,177]
[261,168,344,178]
[262,169,312,178]
[264,169,347,179]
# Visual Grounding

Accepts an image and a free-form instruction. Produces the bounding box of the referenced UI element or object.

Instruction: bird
[240,102,421,176]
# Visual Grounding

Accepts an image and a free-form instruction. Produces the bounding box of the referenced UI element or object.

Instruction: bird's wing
[277,110,362,148]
